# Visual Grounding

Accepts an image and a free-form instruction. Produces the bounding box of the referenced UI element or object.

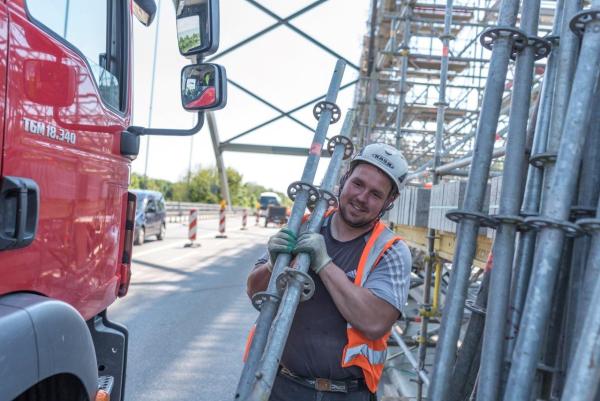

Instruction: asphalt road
[110,218,276,401]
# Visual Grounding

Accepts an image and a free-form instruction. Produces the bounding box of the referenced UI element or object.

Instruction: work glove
[267,228,297,268]
[293,232,332,275]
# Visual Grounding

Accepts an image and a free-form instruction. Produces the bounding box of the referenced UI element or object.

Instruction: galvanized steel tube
[416,0,453,399]
[506,0,564,358]
[476,0,542,398]
[428,0,520,398]
[245,113,353,401]
[503,9,600,400]
[235,60,346,400]
[560,203,600,401]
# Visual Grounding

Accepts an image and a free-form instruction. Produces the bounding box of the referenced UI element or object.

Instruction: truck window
[25,0,125,111]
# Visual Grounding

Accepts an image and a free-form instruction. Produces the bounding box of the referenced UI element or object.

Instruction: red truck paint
[1,0,132,320]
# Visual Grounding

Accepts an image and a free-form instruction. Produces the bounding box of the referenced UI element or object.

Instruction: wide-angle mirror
[180,63,227,110]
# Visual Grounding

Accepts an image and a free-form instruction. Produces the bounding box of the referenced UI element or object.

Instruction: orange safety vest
[340,219,402,393]
[245,210,403,393]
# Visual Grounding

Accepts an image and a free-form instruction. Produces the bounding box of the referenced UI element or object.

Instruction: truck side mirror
[180,63,227,111]
[133,0,157,26]
[175,0,219,56]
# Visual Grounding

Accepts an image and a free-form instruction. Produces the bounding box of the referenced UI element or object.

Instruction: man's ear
[384,193,399,211]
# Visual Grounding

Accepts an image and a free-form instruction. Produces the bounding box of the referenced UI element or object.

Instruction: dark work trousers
[269,374,377,401]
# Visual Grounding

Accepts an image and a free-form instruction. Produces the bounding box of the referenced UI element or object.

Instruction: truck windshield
[259,196,279,209]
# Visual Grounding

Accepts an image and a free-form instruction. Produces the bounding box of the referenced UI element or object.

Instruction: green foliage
[131,167,287,208]
[178,33,201,53]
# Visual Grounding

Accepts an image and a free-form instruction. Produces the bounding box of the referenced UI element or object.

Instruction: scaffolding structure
[347,0,600,401]
[351,0,554,177]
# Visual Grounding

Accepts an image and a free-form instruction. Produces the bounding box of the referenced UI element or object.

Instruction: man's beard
[339,202,377,228]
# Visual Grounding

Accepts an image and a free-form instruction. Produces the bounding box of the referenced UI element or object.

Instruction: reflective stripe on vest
[343,343,387,365]
[342,220,403,393]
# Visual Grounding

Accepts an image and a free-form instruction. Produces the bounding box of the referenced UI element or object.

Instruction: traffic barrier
[216,201,227,238]
[241,209,248,230]
[184,209,200,248]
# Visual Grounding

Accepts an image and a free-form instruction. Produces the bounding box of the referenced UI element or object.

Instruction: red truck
[0,1,226,400]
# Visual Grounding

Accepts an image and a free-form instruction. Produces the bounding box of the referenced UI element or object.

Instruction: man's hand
[294,232,332,274]
[267,228,297,267]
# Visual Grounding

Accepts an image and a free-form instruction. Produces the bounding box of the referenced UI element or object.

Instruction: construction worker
[246,143,412,401]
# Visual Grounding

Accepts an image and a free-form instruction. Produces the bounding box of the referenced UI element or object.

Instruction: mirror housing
[175,0,220,56]
[181,63,227,111]
[133,0,157,26]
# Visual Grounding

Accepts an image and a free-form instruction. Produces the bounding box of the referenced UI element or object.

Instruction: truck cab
[0,1,225,400]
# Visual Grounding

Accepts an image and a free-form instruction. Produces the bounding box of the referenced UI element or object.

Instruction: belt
[278,366,368,393]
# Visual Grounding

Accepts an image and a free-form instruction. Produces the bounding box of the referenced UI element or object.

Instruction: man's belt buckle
[315,378,347,393]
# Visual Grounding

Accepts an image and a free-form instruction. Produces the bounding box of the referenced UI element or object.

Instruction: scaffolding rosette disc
[569,8,600,36]
[313,101,341,124]
[327,135,354,159]
[445,209,499,228]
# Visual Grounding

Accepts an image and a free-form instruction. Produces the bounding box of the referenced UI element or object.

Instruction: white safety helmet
[351,143,409,192]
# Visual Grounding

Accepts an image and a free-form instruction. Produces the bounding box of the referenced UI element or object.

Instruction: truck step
[98,375,114,395]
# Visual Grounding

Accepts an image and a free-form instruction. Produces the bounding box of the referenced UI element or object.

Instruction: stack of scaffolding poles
[234,59,346,401]
[428,0,524,396]
[421,0,600,399]
[244,112,354,401]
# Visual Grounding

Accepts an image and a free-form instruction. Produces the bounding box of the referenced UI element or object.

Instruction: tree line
[130,167,289,208]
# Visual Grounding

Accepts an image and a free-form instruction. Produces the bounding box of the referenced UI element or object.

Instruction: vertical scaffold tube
[503,5,600,399]
[245,112,354,401]
[476,0,543,398]
[416,0,453,399]
[506,0,564,359]
[234,60,346,400]
[427,0,520,398]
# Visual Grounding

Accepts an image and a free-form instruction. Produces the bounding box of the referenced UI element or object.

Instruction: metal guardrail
[165,202,247,223]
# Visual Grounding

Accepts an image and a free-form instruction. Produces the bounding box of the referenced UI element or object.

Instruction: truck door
[1,0,132,318]
[0,4,8,174]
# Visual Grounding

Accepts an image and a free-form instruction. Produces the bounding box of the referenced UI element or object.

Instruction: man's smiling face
[339,163,394,228]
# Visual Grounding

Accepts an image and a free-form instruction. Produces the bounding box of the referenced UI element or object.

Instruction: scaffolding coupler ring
[287,181,320,211]
[445,209,498,228]
[523,216,583,237]
[576,218,600,235]
[319,188,339,209]
[529,152,557,168]
[438,33,455,41]
[570,205,596,221]
[517,36,552,61]
[327,135,354,159]
[465,299,486,316]
[313,101,341,124]
[479,26,527,54]
[251,291,281,311]
[275,268,315,302]
[493,214,525,228]
[544,34,560,48]
[569,9,600,36]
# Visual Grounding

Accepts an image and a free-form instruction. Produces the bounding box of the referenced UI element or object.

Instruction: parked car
[131,190,167,245]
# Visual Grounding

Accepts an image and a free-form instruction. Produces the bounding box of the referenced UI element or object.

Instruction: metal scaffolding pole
[476,0,544,397]
[234,60,346,400]
[427,0,521,397]
[415,0,453,398]
[560,185,600,401]
[395,7,411,150]
[503,4,600,399]
[245,112,353,401]
[505,0,564,359]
